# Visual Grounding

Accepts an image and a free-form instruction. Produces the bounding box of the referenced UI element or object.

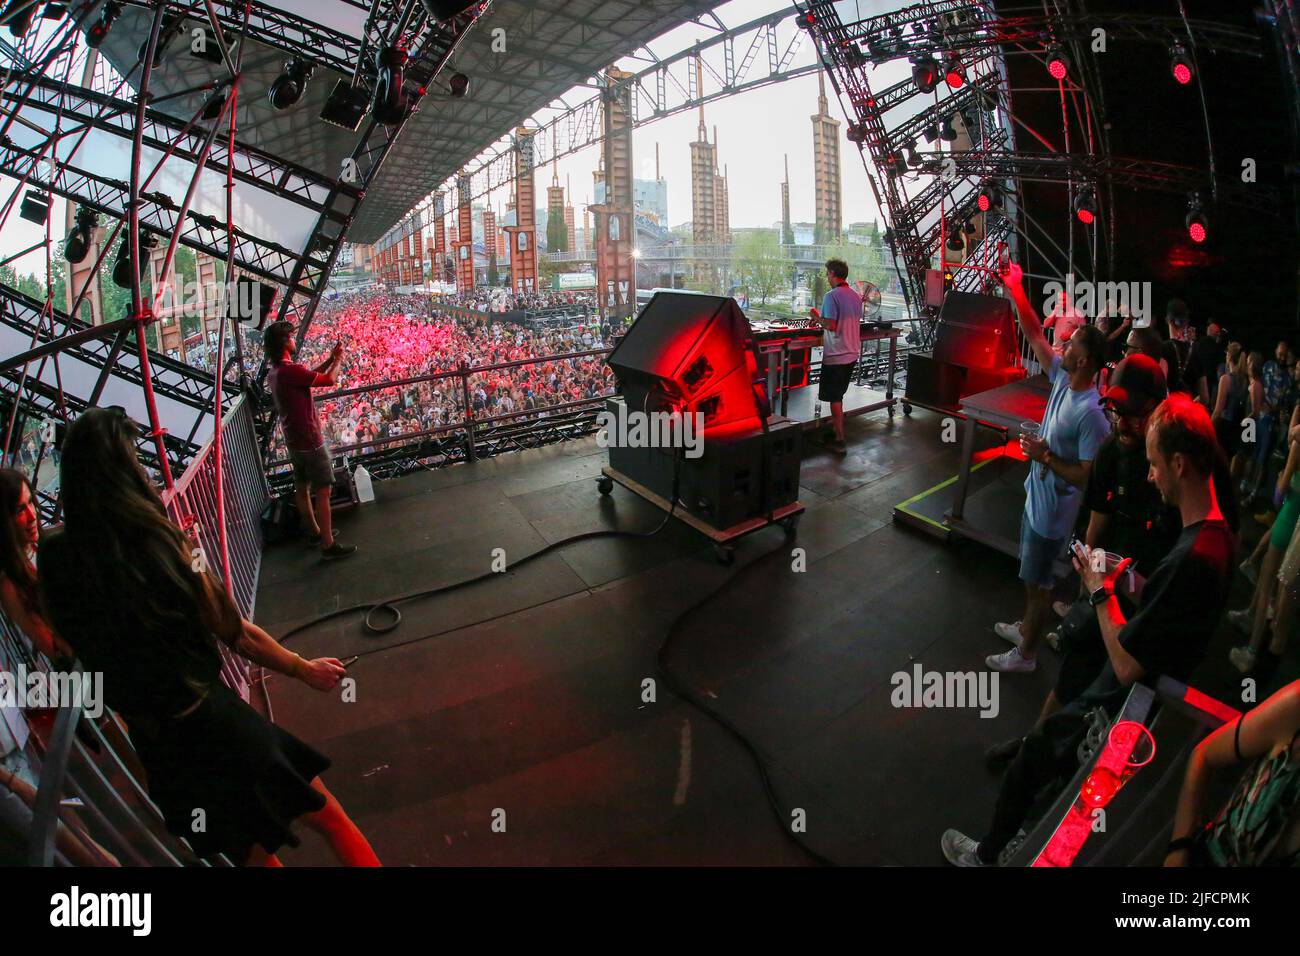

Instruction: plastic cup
[1020,421,1047,478]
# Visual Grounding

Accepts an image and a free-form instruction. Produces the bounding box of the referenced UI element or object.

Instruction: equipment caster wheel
[902,401,913,416]
[713,544,735,566]
[596,475,614,495]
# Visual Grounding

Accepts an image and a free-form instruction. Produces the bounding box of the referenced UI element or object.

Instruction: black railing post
[459,360,475,462]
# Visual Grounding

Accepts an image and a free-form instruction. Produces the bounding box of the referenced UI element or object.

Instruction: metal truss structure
[377,4,820,250]
[805,0,1269,333]
[0,0,483,586]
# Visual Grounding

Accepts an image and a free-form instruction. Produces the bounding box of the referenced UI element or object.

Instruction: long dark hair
[0,467,38,614]
[44,408,241,664]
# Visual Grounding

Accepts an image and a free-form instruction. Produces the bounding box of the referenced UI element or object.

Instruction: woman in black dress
[37,408,379,866]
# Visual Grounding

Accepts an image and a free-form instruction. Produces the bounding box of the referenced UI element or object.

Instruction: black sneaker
[828,438,848,455]
[985,736,1023,770]
[321,542,357,560]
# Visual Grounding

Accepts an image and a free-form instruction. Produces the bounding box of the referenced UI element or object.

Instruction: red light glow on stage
[1173,63,1192,85]
[1188,221,1207,243]
[1047,58,1068,81]
[1076,208,1095,225]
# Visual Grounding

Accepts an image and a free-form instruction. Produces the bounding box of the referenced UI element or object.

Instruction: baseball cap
[1103,354,1167,417]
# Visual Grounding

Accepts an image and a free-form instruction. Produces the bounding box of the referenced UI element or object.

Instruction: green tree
[486,253,500,287]
[546,213,568,254]
[733,229,785,306]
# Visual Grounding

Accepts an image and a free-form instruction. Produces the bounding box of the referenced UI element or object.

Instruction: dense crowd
[266,290,617,460]
[434,289,597,314]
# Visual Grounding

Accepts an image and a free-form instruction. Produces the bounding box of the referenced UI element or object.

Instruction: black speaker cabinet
[905,351,1025,413]
[604,398,801,531]
[933,291,1018,371]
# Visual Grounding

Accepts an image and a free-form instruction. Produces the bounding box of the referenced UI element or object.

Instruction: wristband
[1165,835,1198,856]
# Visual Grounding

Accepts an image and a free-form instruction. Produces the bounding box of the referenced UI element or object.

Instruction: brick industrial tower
[689,56,717,288]
[811,71,843,244]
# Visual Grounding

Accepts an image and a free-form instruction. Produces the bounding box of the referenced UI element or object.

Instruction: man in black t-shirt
[943,394,1235,866]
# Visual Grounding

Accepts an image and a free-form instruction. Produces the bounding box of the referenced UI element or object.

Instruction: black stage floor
[254,408,1284,865]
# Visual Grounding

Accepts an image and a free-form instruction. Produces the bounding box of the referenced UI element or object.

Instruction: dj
[808,258,862,456]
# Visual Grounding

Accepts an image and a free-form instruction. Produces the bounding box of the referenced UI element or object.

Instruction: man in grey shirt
[809,258,863,454]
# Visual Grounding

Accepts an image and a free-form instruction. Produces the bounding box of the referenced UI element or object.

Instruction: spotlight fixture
[977,180,1002,211]
[201,89,226,121]
[320,80,370,130]
[944,56,965,89]
[138,16,182,69]
[112,230,159,289]
[922,122,939,144]
[963,219,977,236]
[1074,187,1098,225]
[85,0,119,49]
[19,188,50,226]
[945,225,964,252]
[905,139,921,167]
[269,58,314,111]
[1170,41,1193,85]
[911,56,939,94]
[447,71,470,97]
[41,2,68,19]
[1045,43,1070,81]
[938,114,957,142]
[63,206,99,263]
[1185,193,1208,243]
[372,45,409,125]
[794,10,815,31]
[6,0,37,37]
[846,122,868,144]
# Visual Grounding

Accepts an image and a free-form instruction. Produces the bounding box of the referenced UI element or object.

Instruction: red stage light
[1076,208,1095,225]
[977,194,990,212]
[1188,220,1206,243]
[1045,44,1070,81]
[1173,62,1192,85]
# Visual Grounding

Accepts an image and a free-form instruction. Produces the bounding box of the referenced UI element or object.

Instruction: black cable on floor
[276,451,836,865]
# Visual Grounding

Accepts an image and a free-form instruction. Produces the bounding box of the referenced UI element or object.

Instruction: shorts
[288,442,335,491]
[1254,414,1276,463]
[1018,512,1065,589]
[818,361,855,403]
[1271,488,1300,551]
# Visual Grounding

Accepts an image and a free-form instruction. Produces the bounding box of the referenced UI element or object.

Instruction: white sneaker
[986,647,1037,673]
[941,829,988,867]
[993,621,1025,647]
[1227,608,1252,634]
[1052,600,1070,618]
[1229,645,1257,674]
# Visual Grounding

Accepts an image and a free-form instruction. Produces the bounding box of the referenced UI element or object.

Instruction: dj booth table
[944,375,1051,557]
[749,320,901,427]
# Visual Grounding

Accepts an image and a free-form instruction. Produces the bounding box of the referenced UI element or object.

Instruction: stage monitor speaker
[607,291,766,431]
[933,291,1018,371]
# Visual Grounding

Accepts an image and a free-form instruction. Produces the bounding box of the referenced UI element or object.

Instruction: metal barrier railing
[3,395,269,867]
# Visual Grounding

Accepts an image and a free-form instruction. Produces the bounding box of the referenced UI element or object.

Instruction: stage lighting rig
[18,188,49,226]
[85,0,119,49]
[977,180,1001,211]
[420,0,481,18]
[1185,193,1208,243]
[1169,41,1193,85]
[945,224,964,251]
[1045,43,1070,81]
[4,0,37,37]
[138,15,182,69]
[1074,187,1098,224]
[944,56,965,89]
[911,55,939,94]
[112,230,159,289]
[269,59,314,110]
[201,89,227,121]
[190,25,229,66]
[320,80,370,130]
[846,122,868,144]
[938,114,957,142]
[372,45,409,125]
[447,71,470,97]
[63,206,99,264]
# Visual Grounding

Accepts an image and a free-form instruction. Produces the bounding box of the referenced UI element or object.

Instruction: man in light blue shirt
[990,263,1111,674]
[808,258,863,454]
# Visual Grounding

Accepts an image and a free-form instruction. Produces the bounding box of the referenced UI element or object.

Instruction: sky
[0,0,908,276]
